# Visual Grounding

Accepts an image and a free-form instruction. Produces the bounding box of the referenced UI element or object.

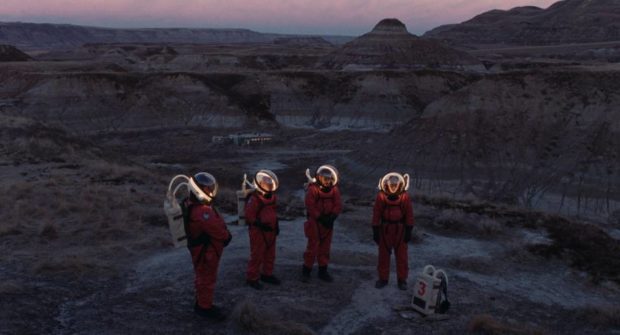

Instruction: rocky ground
[1,119,619,334]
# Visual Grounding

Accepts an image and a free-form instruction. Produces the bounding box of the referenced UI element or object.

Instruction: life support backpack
[411,265,450,316]
[163,174,211,250]
[163,176,189,248]
[236,174,257,226]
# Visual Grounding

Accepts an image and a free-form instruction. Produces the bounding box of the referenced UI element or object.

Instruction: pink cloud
[0,0,559,34]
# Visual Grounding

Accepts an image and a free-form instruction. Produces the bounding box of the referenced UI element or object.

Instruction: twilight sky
[0,0,558,35]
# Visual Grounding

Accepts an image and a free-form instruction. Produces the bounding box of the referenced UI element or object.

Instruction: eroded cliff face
[1,72,259,132]
[423,70,620,131]
[324,18,482,71]
[0,62,473,132]
[268,71,471,130]
[354,69,620,205]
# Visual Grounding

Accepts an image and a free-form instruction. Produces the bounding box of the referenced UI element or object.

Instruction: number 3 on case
[417,281,426,296]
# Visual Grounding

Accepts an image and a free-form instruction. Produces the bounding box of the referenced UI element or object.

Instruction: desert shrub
[0,164,161,246]
[410,226,425,244]
[609,209,620,226]
[430,209,504,238]
[574,306,620,328]
[448,257,495,275]
[33,254,117,276]
[39,222,58,240]
[232,300,315,335]
[0,280,23,294]
[0,224,22,237]
[542,215,620,284]
[468,314,545,335]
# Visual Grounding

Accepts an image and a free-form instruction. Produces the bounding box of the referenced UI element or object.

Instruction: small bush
[574,306,620,328]
[39,222,58,240]
[0,280,23,294]
[431,209,504,238]
[448,257,494,275]
[468,314,545,335]
[232,300,315,335]
[33,254,116,276]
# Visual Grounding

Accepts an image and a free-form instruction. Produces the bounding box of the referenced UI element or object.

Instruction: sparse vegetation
[573,307,620,329]
[467,314,545,335]
[430,209,505,238]
[33,254,117,276]
[232,300,316,335]
[413,194,620,284]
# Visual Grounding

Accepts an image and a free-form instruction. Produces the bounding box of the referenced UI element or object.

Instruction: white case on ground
[411,265,447,315]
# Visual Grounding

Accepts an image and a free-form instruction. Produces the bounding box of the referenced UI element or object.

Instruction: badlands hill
[424,0,620,46]
[0,44,31,62]
[324,18,481,70]
[353,69,620,207]
[0,22,353,51]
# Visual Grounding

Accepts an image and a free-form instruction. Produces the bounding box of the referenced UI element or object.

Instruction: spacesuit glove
[404,226,413,243]
[317,215,332,229]
[224,231,232,247]
[373,226,380,245]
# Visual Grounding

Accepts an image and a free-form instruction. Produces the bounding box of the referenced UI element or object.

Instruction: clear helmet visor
[380,172,409,195]
[191,172,218,201]
[255,170,279,193]
[386,175,402,194]
[316,165,339,187]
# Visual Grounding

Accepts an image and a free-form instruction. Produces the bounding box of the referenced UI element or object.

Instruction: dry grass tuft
[0,280,24,294]
[574,306,620,328]
[232,300,316,335]
[33,254,116,276]
[411,227,425,244]
[431,209,504,238]
[0,225,22,237]
[448,257,495,275]
[39,222,59,240]
[330,250,375,267]
[467,314,545,335]
[1,168,161,242]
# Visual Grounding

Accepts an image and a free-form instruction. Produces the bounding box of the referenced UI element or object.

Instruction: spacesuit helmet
[379,172,410,196]
[316,165,339,188]
[254,169,279,194]
[189,172,218,204]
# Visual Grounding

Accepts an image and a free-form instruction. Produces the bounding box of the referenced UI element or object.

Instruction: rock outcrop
[323,18,482,70]
[0,44,31,62]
